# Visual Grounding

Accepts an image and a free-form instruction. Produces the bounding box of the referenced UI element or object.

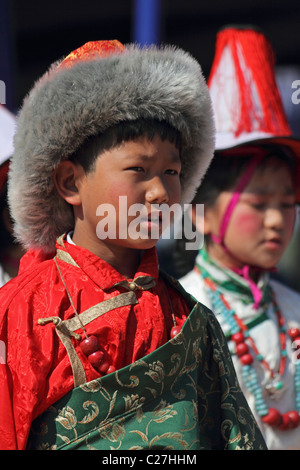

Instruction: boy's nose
[145,177,169,204]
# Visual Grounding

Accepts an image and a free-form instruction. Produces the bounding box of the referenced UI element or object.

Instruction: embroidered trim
[56,328,87,387]
[56,235,80,267]
[61,292,138,332]
[38,236,156,386]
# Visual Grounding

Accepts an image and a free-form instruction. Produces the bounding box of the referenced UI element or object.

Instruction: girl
[180,144,300,449]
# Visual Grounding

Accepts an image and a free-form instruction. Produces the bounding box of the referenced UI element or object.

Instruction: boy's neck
[99,246,144,279]
[71,230,143,279]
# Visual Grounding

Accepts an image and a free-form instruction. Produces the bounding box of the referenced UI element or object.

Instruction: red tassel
[208,28,291,138]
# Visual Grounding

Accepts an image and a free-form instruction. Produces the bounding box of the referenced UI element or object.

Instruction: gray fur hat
[8,40,215,252]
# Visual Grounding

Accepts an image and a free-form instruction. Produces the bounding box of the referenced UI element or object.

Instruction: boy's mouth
[147,211,162,223]
[136,211,163,238]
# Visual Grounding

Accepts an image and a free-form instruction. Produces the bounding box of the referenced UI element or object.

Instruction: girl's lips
[263,238,282,250]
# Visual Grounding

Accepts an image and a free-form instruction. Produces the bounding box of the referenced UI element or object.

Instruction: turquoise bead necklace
[195,265,300,430]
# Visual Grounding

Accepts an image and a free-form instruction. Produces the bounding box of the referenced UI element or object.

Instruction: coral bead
[170,325,181,338]
[240,353,253,365]
[80,335,99,356]
[88,350,104,368]
[288,328,300,340]
[97,359,110,374]
[232,332,245,344]
[262,408,282,426]
[278,413,293,430]
[287,410,300,428]
[236,342,249,356]
[106,365,116,375]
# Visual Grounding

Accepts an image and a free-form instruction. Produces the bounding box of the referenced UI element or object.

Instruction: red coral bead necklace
[198,267,300,431]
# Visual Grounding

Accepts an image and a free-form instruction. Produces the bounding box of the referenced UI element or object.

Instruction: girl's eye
[241,198,266,210]
[249,201,296,210]
[251,203,266,210]
[281,202,296,209]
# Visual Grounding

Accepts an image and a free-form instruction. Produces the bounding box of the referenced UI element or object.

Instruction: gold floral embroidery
[27,302,267,450]
[56,406,77,438]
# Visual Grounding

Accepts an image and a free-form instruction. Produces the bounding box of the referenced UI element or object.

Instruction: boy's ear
[53,161,84,206]
[2,207,13,234]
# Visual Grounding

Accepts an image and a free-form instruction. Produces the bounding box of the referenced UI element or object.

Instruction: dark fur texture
[8,44,215,252]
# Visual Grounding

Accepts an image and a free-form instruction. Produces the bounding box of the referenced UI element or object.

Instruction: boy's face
[204,156,296,270]
[72,134,181,255]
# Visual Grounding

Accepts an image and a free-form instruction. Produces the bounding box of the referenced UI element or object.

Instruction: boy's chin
[128,237,161,250]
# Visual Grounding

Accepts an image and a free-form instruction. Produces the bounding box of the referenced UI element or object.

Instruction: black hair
[69,119,182,173]
[192,144,295,208]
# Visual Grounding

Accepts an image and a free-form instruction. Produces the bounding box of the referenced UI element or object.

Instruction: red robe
[0,236,189,450]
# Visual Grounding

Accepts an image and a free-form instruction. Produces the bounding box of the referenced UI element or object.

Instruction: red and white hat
[208,26,300,187]
[0,104,15,165]
[0,105,15,194]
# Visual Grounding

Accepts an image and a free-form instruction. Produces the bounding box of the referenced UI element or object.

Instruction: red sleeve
[0,362,18,449]
[0,292,33,450]
[0,272,54,450]
[0,246,58,448]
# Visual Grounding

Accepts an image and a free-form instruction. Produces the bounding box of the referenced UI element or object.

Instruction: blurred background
[1,0,300,113]
[1,0,300,289]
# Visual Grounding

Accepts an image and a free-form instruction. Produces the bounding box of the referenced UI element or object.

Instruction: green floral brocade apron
[27,277,266,450]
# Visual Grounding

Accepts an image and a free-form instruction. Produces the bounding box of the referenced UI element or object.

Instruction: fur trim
[8,44,215,252]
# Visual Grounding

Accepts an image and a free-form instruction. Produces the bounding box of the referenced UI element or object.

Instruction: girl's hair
[192,144,295,207]
[0,183,15,252]
[69,119,182,173]
[169,144,296,278]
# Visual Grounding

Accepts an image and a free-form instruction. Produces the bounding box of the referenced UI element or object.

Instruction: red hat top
[58,40,125,69]
[208,26,296,146]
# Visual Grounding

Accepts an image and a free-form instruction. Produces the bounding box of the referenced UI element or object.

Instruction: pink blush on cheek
[231,212,261,236]
[107,184,130,205]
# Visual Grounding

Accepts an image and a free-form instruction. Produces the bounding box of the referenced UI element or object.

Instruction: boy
[0,40,266,450]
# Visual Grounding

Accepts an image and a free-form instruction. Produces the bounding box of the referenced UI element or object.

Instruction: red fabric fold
[0,237,189,449]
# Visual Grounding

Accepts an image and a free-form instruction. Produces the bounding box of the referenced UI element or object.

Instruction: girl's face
[204,157,296,270]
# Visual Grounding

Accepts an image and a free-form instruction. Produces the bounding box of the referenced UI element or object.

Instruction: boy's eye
[126,167,144,172]
[165,169,179,175]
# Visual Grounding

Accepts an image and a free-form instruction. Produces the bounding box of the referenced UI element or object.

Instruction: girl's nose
[264,207,284,230]
[145,177,169,204]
